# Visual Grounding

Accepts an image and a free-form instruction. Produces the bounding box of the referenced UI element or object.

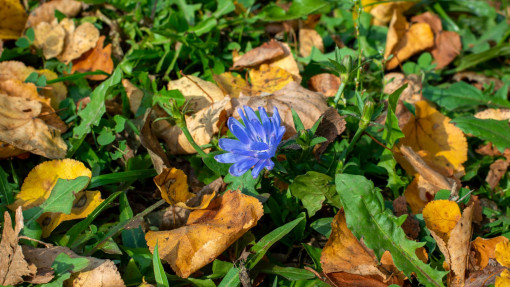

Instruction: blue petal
[244,106,259,122]
[229,157,259,176]
[214,153,251,163]
[265,159,275,171]
[272,107,282,128]
[218,138,248,152]
[251,160,267,178]
[249,141,269,151]
[228,117,251,144]
[259,107,273,142]
[238,107,257,141]
[244,106,266,140]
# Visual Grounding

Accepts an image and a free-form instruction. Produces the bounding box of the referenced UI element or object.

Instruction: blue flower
[214,106,286,178]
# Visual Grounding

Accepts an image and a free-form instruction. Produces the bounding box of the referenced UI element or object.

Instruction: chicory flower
[215,106,286,178]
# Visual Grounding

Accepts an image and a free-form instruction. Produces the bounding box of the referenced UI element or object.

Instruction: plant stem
[179,122,208,158]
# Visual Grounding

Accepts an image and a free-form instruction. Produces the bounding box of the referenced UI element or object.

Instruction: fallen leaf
[308,73,341,97]
[411,12,442,34]
[385,11,435,70]
[0,141,26,159]
[0,92,67,159]
[213,72,249,98]
[22,245,125,287]
[320,211,393,281]
[232,82,328,138]
[146,190,264,278]
[0,0,28,39]
[399,100,468,176]
[37,69,68,109]
[122,79,144,115]
[453,72,504,91]
[26,0,82,28]
[496,269,510,287]
[0,207,36,286]
[11,159,92,210]
[154,167,194,205]
[71,36,114,81]
[37,190,103,238]
[475,108,510,122]
[268,43,300,82]
[465,264,506,287]
[58,21,100,63]
[471,236,509,270]
[141,110,170,174]
[486,159,509,190]
[155,96,231,154]
[248,64,295,95]
[324,272,394,287]
[167,75,225,112]
[424,201,473,287]
[299,28,324,57]
[233,40,285,68]
[363,0,415,25]
[314,107,346,156]
[495,241,510,267]
[33,20,66,59]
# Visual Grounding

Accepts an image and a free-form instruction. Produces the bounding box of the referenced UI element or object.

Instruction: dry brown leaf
[314,107,346,156]
[0,0,28,40]
[155,97,231,154]
[0,207,36,286]
[71,36,114,81]
[233,40,285,68]
[308,73,341,97]
[465,264,505,287]
[22,245,125,287]
[248,64,295,95]
[321,211,390,279]
[122,79,144,115]
[425,202,474,287]
[453,72,504,91]
[486,159,509,190]
[26,0,82,28]
[146,190,264,278]
[471,236,509,270]
[475,108,510,121]
[385,11,435,70]
[268,42,300,82]
[299,28,324,57]
[58,21,100,63]
[0,141,26,159]
[37,69,68,109]
[0,92,67,159]
[232,82,328,138]
[141,110,170,174]
[411,12,442,34]
[364,0,415,25]
[33,20,66,59]
[167,75,225,112]
[324,272,395,287]
[213,72,249,98]
[154,167,194,204]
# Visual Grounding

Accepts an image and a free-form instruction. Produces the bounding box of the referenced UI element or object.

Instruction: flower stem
[178,122,208,158]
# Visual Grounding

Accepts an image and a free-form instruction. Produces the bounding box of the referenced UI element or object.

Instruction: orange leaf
[145,190,263,278]
[471,236,509,270]
[495,241,510,268]
[71,36,114,81]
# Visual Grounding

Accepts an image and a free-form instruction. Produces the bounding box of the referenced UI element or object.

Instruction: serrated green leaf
[452,116,510,152]
[423,82,510,111]
[335,174,447,287]
[383,84,406,147]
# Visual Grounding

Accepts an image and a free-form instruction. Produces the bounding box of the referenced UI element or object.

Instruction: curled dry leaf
[475,108,510,122]
[146,190,264,278]
[233,40,285,68]
[58,21,100,63]
[308,73,341,98]
[471,236,509,270]
[167,75,225,112]
[26,0,82,28]
[0,0,28,40]
[11,159,92,210]
[141,110,170,174]
[155,97,231,154]
[122,79,144,115]
[385,11,435,70]
[314,107,346,156]
[232,82,328,138]
[363,0,415,25]
[299,28,324,57]
[453,72,504,91]
[37,190,103,238]
[465,264,506,287]
[213,72,249,98]
[486,159,509,190]
[33,20,66,59]
[0,207,36,286]
[22,245,125,287]
[71,36,114,81]
[269,42,300,82]
[423,201,474,287]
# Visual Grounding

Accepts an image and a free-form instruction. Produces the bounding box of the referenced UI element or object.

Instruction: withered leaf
[167,75,225,112]
[486,159,509,190]
[26,0,82,28]
[314,107,346,156]
[141,110,170,174]
[71,36,114,81]
[471,236,509,270]
[146,190,263,278]
[308,73,341,98]
[0,0,27,40]
[299,28,324,57]
[233,40,285,68]
[58,21,100,63]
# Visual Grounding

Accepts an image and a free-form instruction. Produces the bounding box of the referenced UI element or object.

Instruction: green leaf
[310,217,332,237]
[88,169,157,188]
[72,68,122,140]
[247,217,305,269]
[52,253,89,275]
[23,177,90,226]
[335,174,447,287]
[452,116,510,153]
[291,109,305,133]
[423,82,510,111]
[256,263,315,281]
[302,244,322,271]
[225,171,259,196]
[383,84,406,147]
[452,43,510,72]
[218,267,241,287]
[289,172,337,216]
[153,242,170,287]
[0,166,14,205]
[213,0,235,18]
[97,127,115,145]
[190,17,217,36]
[261,0,329,21]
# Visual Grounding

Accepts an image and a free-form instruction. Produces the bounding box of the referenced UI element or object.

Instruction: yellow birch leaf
[472,236,509,270]
[496,269,510,287]
[248,64,294,95]
[422,200,461,242]
[11,159,92,210]
[213,72,250,98]
[496,241,510,268]
[37,190,103,238]
[399,101,468,175]
[0,0,27,40]
[154,168,194,205]
[146,190,263,278]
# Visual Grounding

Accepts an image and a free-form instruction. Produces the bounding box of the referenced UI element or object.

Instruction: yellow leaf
[154,168,194,205]
[11,159,92,210]
[400,101,468,175]
[37,69,67,109]
[496,269,510,287]
[248,64,294,95]
[146,190,263,278]
[37,190,103,238]
[471,236,509,270]
[213,72,250,98]
[385,11,435,70]
[0,0,27,40]
[422,200,461,242]
[496,241,510,268]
